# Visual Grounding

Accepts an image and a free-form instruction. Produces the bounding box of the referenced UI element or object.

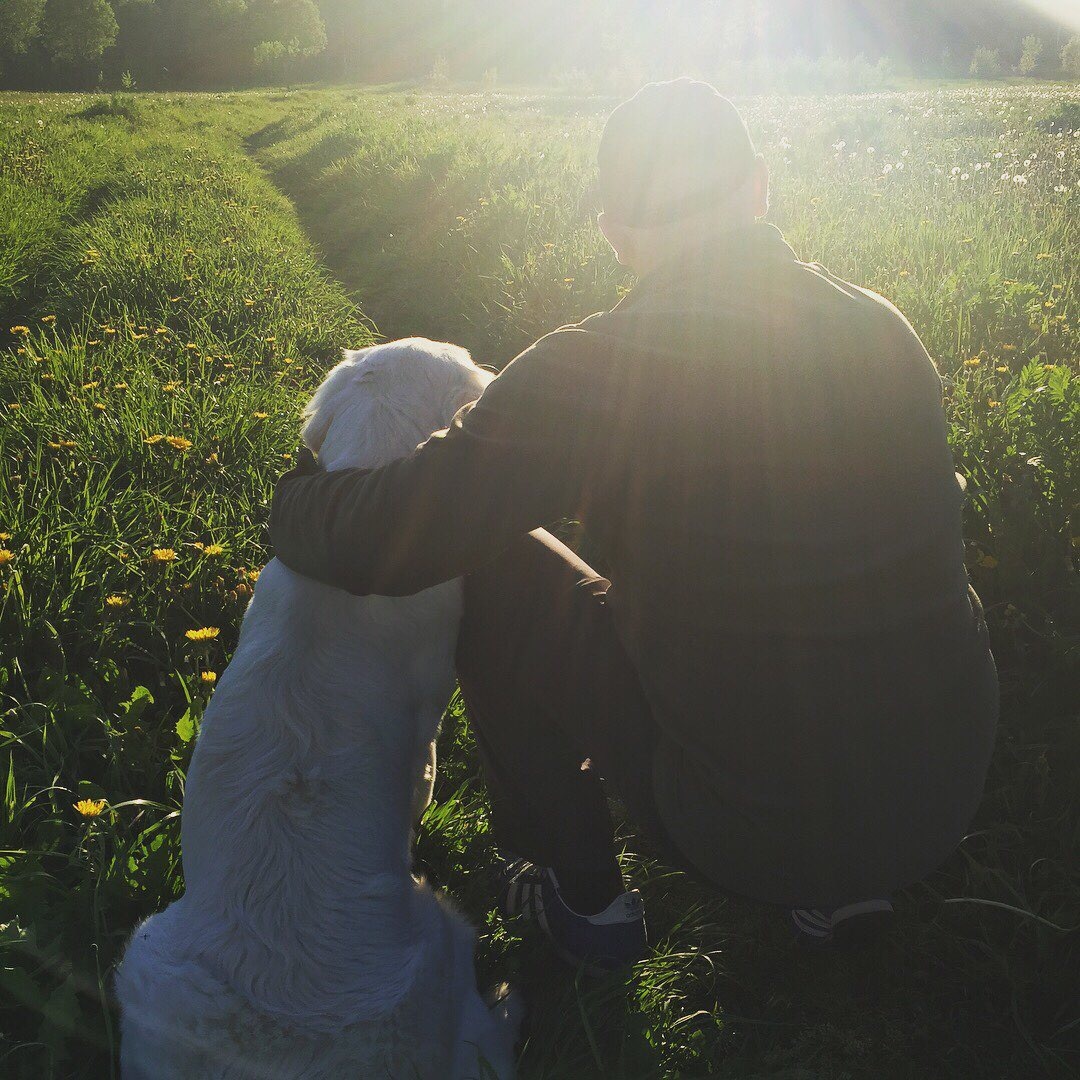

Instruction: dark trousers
[456,529,670,911]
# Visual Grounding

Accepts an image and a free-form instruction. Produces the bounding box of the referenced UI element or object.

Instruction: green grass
[1,84,1078,1079]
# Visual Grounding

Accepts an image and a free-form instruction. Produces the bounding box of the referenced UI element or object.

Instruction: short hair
[597,78,757,228]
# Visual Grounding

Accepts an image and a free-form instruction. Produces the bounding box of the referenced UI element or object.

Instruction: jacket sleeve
[268,331,596,595]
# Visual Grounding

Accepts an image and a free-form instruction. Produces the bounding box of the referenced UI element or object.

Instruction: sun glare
[1022,0,1080,30]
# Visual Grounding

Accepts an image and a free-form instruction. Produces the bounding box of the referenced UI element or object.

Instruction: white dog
[115,339,520,1079]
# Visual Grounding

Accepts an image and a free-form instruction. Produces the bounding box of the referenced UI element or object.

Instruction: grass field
[1,84,1078,1079]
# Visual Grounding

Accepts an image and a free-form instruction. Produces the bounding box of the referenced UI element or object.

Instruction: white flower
[951,166,961,175]
[961,173,970,180]
[1013,174,1028,185]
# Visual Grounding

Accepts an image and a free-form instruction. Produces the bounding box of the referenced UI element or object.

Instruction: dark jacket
[270,223,998,906]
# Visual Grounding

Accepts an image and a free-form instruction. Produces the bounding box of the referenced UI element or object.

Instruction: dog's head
[301,338,492,471]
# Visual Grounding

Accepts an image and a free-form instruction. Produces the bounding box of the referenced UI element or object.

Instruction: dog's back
[116,341,517,1077]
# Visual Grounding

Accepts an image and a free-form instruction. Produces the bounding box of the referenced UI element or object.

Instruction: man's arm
[269,331,598,595]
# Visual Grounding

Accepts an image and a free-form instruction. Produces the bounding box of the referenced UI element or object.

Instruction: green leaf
[175,708,195,744]
[38,974,82,1063]
[122,685,154,724]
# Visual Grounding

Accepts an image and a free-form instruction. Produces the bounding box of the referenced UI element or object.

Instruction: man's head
[597,79,768,275]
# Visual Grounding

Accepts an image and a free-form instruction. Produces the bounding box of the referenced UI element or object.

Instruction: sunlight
[1022,0,1080,31]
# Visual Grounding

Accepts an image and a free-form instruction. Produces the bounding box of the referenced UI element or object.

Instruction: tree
[41,0,118,63]
[248,0,325,78]
[969,46,1001,78]
[0,0,46,53]
[1062,35,1080,80]
[1019,34,1042,76]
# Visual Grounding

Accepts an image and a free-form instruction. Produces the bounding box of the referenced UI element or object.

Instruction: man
[269,80,999,970]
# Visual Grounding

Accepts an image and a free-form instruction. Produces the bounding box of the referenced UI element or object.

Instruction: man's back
[549,224,996,905]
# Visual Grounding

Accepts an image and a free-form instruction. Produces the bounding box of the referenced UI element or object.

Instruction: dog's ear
[301,350,371,453]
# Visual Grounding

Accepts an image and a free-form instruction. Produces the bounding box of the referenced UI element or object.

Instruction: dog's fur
[115,339,519,1079]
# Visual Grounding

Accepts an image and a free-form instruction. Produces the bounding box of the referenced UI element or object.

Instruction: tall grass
[0,85,1077,1078]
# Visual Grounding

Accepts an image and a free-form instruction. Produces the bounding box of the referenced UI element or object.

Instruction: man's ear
[598,211,634,267]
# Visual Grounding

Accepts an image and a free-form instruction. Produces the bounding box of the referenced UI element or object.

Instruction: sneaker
[790,899,895,946]
[497,856,647,974]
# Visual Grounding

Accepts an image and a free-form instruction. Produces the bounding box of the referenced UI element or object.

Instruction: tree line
[1,0,1077,90]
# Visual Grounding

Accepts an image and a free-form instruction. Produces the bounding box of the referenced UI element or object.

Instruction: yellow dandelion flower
[963,357,981,367]
[185,626,220,642]
[103,327,117,335]
[0,533,9,540]
[105,594,130,608]
[155,327,169,335]
[117,551,129,560]
[205,452,219,464]
[144,434,165,445]
[1036,253,1051,260]
[10,325,30,335]
[7,403,19,411]
[165,436,193,451]
[0,550,15,566]
[1042,364,1057,371]
[202,543,225,557]
[93,402,107,412]
[114,382,128,390]
[86,339,100,346]
[996,366,1009,373]
[151,548,177,562]
[252,411,269,419]
[163,381,181,393]
[200,671,218,684]
[169,296,181,303]
[41,314,56,324]
[185,343,197,351]
[977,553,998,569]
[74,798,107,817]
[281,358,294,365]
[82,381,100,390]
[987,400,1001,408]
[1001,344,1016,351]
[131,332,147,340]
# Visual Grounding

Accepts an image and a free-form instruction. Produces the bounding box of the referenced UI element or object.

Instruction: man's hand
[278,445,322,484]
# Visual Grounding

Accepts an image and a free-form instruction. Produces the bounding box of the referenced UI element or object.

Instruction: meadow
[0,83,1077,1079]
